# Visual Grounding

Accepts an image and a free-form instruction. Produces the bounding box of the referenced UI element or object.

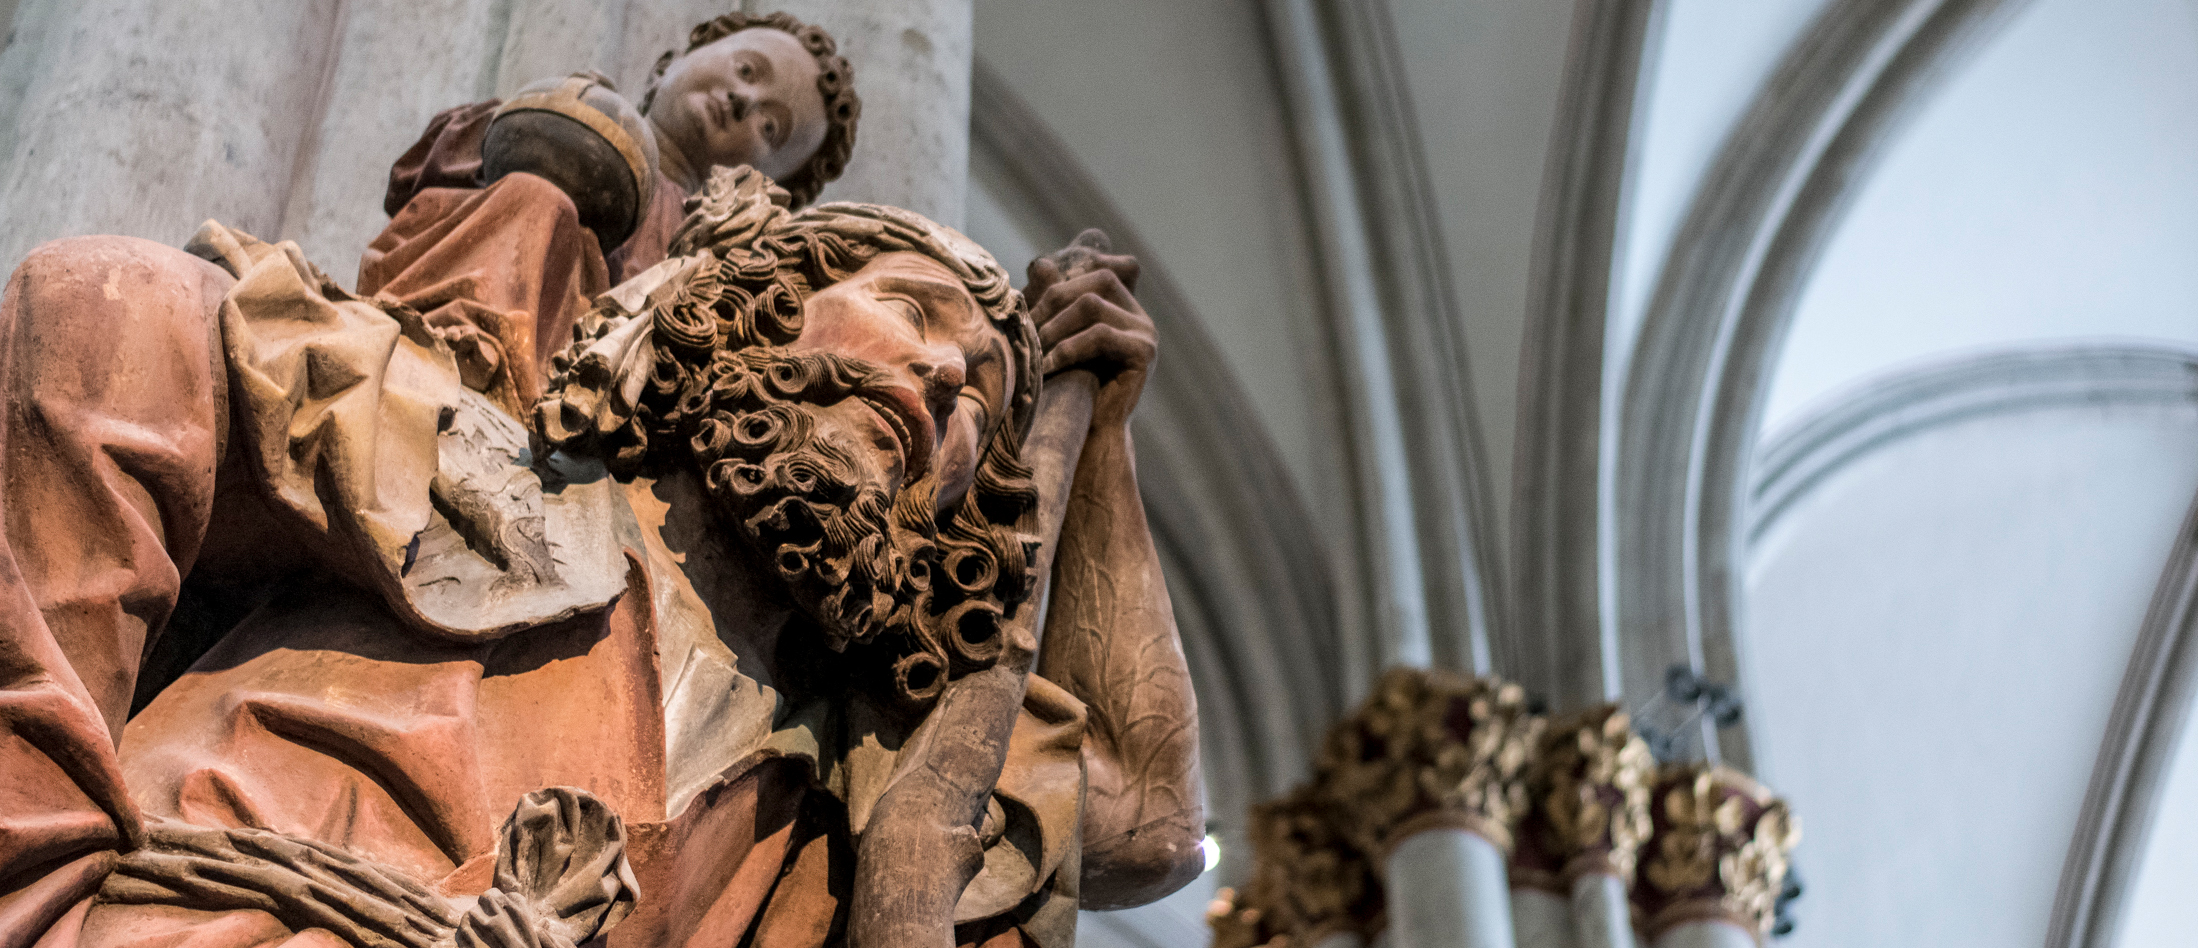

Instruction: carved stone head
[537,167,1040,712]
[641,10,861,206]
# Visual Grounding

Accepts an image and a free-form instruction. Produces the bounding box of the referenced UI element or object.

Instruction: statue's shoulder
[191,220,630,643]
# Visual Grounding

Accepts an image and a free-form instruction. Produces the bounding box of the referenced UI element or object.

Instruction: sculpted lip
[855,387,934,483]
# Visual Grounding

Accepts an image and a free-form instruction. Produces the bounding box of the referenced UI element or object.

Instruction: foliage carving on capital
[1314,668,1545,859]
[1515,705,1655,890]
[1636,765,1801,940]
[1207,786,1381,948]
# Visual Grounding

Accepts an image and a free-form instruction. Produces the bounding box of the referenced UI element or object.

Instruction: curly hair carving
[536,168,1040,713]
[641,10,861,208]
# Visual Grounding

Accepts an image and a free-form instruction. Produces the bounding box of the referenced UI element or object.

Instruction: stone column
[495,0,637,97]
[1323,670,1544,948]
[281,0,512,271]
[607,0,718,94]
[1647,922,1758,948]
[1632,766,1800,948]
[1385,827,1516,948]
[770,0,971,225]
[1510,887,1573,948]
[1571,873,1639,948]
[0,0,342,268]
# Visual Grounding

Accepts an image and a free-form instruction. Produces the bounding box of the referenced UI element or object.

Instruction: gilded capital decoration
[1635,764,1802,940]
[1210,669,1548,947]
[1513,705,1655,891]
[1207,787,1382,948]
[1314,668,1545,860]
[1214,669,1804,946]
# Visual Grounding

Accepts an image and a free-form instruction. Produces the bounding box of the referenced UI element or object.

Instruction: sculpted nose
[908,357,966,419]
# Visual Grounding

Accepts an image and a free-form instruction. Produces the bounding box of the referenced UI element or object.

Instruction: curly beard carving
[536,166,1042,712]
[675,344,1038,707]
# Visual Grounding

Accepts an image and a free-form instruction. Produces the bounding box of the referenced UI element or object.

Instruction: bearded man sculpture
[0,158,1201,947]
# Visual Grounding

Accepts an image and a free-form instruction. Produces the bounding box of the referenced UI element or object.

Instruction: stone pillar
[1632,766,1800,948]
[1385,828,1516,948]
[0,0,342,269]
[770,0,971,225]
[1648,922,1759,948]
[1510,888,1572,948]
[281,0,511,271]
[1571,873,1638,948]
[604,0,714,95]
[494,0,635,98]
[1322,670,1544,948]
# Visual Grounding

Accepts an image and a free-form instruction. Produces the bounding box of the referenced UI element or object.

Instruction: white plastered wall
[1741,0,2198,942]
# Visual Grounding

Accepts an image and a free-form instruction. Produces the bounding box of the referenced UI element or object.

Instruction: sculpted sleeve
[384,100,500,217]
[0,235,232,948]
[360,104,687,414]
[190,222,628,643]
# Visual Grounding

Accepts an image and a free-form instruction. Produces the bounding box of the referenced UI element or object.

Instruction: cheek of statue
[651,30,827,186]
[933,408,982,516]
[807,397,908,495]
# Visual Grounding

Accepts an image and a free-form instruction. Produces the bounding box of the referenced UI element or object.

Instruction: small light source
[1200,834,1222,873]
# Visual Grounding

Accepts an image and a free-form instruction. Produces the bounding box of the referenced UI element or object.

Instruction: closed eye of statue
[881,295,925,335]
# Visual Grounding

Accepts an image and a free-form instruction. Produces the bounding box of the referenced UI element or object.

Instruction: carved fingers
[1027,253,1157,429]
[1028,228,1140,296]
[455,889,564,948]
[1037,279,1154,376]
[432,321,506,395]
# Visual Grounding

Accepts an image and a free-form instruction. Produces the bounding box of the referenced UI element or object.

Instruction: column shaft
[0,0,341,268]
[1512,887,1574,948]
[283,0,511,270]
[1650,920,1756,948]
[494,0,632,98]
[603,0,717,95]
[770,0,971,224]
[1569,873,1637,948]
[1384,828,1518,948]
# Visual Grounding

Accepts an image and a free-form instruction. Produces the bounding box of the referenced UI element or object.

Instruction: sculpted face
[668,251,1020,665]
[649,28,829,185]
[790,252,1015,517]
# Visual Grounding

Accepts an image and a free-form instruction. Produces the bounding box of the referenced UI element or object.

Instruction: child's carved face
[648,28,829,187]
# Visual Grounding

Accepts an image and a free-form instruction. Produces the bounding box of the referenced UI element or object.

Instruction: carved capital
[1207,787,1381,948]
[1635,765,1801,940]
[1315,668,1545,860]
[1515,705,1655,890]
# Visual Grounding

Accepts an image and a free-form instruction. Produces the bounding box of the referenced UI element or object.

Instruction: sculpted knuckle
[1070,293,1110,323]
[1040,281,1076,312]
